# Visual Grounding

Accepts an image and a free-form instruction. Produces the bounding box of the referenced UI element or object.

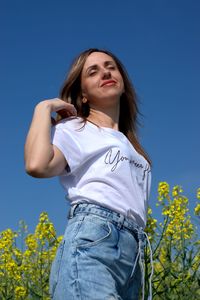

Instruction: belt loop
[117,214,125,230]
[68,204,78,219]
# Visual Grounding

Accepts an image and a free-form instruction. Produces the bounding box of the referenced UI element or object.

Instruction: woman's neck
[87,106,119,130]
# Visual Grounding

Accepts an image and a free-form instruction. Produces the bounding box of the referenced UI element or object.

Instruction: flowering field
[0,182,200,299]
[145,183,200,299]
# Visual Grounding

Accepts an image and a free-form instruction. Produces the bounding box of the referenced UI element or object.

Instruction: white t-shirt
[51,117,151,228]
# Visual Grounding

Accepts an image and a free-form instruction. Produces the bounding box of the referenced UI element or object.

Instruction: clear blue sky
[1,0,200,235]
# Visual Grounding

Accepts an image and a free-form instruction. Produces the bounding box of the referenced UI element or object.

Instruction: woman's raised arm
[24,98,77,178]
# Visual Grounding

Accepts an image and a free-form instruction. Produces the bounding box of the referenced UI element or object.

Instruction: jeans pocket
[49,239,65,298]
[75,216,112,249]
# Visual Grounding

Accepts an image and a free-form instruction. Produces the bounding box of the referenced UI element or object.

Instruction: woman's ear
[82,91,87,98]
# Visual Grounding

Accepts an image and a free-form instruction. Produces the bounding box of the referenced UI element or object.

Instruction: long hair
[59,48,151,165]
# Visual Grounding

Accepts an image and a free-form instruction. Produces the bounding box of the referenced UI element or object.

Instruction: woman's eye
[89,70,97,76]
[108,65,115,70]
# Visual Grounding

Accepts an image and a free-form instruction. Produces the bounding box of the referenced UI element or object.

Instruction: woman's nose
[102,69,111,79]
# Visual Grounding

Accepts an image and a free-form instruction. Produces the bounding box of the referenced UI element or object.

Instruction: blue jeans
[50,203,147,300]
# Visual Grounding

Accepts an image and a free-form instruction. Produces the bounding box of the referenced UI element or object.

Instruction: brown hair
[59,48,151,165]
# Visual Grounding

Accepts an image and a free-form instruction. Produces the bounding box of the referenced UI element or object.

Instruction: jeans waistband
[68,203,146,242]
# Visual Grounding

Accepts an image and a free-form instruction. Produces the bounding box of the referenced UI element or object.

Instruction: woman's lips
[101,80,117,87]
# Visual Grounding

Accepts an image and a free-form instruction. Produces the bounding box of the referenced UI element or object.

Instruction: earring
[82,97,88,104]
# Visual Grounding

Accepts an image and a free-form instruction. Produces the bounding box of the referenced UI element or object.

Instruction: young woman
[25,48,153,300]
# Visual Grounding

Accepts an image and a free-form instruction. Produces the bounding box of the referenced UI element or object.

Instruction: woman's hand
[37,98,77,121]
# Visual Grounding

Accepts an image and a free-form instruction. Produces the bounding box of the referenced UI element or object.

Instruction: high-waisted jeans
[50,203,153,300]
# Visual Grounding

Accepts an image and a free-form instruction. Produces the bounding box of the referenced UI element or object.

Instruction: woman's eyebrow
[104,60,115,66]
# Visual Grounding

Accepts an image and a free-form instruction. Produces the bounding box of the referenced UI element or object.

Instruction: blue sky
[1,0,200,235]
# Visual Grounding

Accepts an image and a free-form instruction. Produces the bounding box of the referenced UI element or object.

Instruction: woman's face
[81,52,124,108]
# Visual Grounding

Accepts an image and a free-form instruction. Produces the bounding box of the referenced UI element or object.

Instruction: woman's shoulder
[54,116,84,130]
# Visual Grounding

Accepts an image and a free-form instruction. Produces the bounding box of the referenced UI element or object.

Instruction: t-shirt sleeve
[51,122,82,174]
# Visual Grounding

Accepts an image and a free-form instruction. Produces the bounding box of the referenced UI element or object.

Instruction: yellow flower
[158,182,170,197]
[194,203,200,216]
[13,248,22,260]
[172,185,183,198]
[161,187,194,241]
[15,286,26,299]
[25,234,37,250]
[197,188,200,200]
[0,228,17,250]
[162,206,170,216]
[159,247,167,263]
[35,212,57,242]
[154,261,164,273]
[158,182,170,204]
[145,206,157,240]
